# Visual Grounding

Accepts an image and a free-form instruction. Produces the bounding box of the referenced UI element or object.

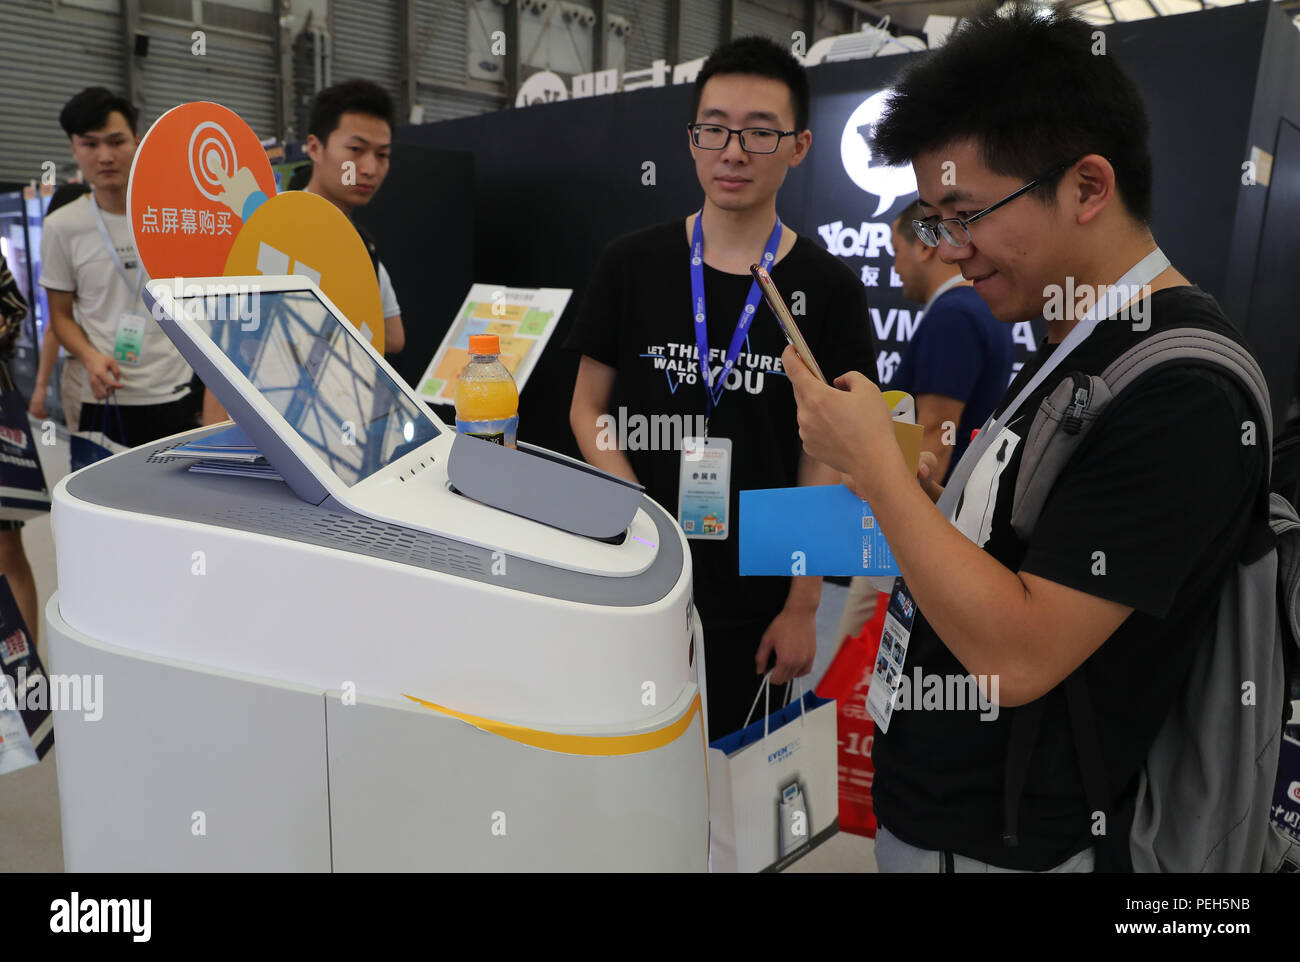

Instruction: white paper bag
[707,675,839,872]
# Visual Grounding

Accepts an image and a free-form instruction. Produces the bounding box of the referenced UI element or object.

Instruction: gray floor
[0,508,876,873]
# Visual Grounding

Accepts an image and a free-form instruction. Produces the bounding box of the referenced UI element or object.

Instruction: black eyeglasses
[687,123,796,154]
[912,158,1082,249]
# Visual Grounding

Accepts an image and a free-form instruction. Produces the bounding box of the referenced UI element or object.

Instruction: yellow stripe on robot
[401,691,701,756]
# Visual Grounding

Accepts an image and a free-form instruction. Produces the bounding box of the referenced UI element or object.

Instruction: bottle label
[456,414,518,447]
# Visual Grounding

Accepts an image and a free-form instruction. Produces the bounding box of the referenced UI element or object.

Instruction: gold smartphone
[750,263,828,383]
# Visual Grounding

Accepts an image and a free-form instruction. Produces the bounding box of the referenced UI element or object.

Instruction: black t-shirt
[871,286,1266,870]
[565,219,878,630]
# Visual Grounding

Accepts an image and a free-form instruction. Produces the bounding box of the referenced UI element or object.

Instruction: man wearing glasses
[566,37,877,738]
[785,5,1263,871]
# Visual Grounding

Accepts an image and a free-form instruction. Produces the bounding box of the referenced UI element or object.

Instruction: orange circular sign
[128,102,277,279]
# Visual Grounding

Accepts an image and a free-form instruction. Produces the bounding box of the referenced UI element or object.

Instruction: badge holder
[113,313,147,366]
[678,435,731,540]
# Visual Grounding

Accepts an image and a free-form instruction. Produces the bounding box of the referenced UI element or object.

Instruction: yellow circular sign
[222,190,384,352]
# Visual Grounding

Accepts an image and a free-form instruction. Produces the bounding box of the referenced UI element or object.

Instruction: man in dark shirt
[890,197,1013,484]
[783,5,1264,871]
[566,37,877,738]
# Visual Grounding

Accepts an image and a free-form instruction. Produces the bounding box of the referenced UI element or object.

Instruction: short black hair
[893,198,927,245]
[286,163,313,191]
[308,78,396,145]
[46,181,92,216]
[871,1,1153,224]
[59,87,138,138]
[692,36,811,132]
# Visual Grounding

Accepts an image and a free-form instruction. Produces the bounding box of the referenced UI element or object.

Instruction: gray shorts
[875,824,1095,873]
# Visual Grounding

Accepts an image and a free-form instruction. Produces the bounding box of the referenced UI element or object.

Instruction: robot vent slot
[210,506,486,577]
[146,443,185,464]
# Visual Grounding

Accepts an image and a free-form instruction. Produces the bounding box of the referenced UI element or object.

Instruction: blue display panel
[179,289,440,486]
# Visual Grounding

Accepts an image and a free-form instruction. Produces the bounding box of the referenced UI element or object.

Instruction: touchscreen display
[178,288,440,486]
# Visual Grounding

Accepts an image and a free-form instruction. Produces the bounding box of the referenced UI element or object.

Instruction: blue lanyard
[90,194,145,303]
[689,211,783,422]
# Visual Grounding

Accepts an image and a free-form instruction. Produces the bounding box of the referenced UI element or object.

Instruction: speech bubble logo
[840,90,917,217]
[515,70,569,108]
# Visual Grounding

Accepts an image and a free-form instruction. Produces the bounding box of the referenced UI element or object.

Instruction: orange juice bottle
[454,334,519,447]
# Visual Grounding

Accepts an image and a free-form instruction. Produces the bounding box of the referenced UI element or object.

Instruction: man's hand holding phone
[751,264,827,383]
[783,344,909,504]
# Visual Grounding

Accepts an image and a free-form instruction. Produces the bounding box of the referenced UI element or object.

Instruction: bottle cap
[468,334,500,355]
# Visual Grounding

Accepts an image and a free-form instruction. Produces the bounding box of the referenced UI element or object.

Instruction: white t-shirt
[39,193,193,405]
[377,260,400,319]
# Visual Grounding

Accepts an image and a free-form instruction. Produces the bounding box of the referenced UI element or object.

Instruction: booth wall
[1227,3,1300,428]
[352,145,476,392]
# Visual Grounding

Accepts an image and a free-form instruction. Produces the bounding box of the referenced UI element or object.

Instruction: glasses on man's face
[687,123,796,154]
[911,158,1080,249]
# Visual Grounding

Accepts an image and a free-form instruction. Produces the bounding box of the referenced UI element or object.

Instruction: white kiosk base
[49,599,707,871]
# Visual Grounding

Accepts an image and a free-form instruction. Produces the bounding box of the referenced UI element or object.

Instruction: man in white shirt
[40,87,195,447]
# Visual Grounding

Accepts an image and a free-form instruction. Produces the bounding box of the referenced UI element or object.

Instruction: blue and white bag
[707,675,839,872]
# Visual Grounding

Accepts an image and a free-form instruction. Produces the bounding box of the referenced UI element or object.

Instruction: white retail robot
[47,276,709,871]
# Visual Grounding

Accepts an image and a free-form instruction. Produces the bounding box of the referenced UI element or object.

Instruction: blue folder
[739,484,900,577]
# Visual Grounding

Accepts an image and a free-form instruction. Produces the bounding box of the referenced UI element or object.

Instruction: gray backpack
[1003,327,1300,872]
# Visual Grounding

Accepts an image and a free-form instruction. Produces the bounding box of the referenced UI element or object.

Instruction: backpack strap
[1271,492,1300,729]
[1002,697,1047,849]
[1101,328,1273,490]
[1064,670,1118,863]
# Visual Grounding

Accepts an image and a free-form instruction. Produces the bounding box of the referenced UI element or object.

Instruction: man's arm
[46,290,123,400]
[202,388,229,425]
[569,355,638,484]
[863,465,1131,706]
[29,326,61,418]
[384,313,405,354]
[783,345,1135,706]
[376,264,404,354]
[754,449,835,683]
[915,393,966,482]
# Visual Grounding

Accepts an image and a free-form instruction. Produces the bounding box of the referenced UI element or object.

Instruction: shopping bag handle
[742,672,779,738]
[94,391,125,446]
[791,676,807,728]
[741,673,809,742]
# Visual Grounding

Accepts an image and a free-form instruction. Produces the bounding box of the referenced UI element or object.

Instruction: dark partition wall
[352,145,475,391]
[393,2,1296,457]
[1232,4,1300,429]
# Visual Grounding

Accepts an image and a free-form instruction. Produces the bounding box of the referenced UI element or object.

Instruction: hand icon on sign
[206,153,268,222]
[187,120,269,222]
